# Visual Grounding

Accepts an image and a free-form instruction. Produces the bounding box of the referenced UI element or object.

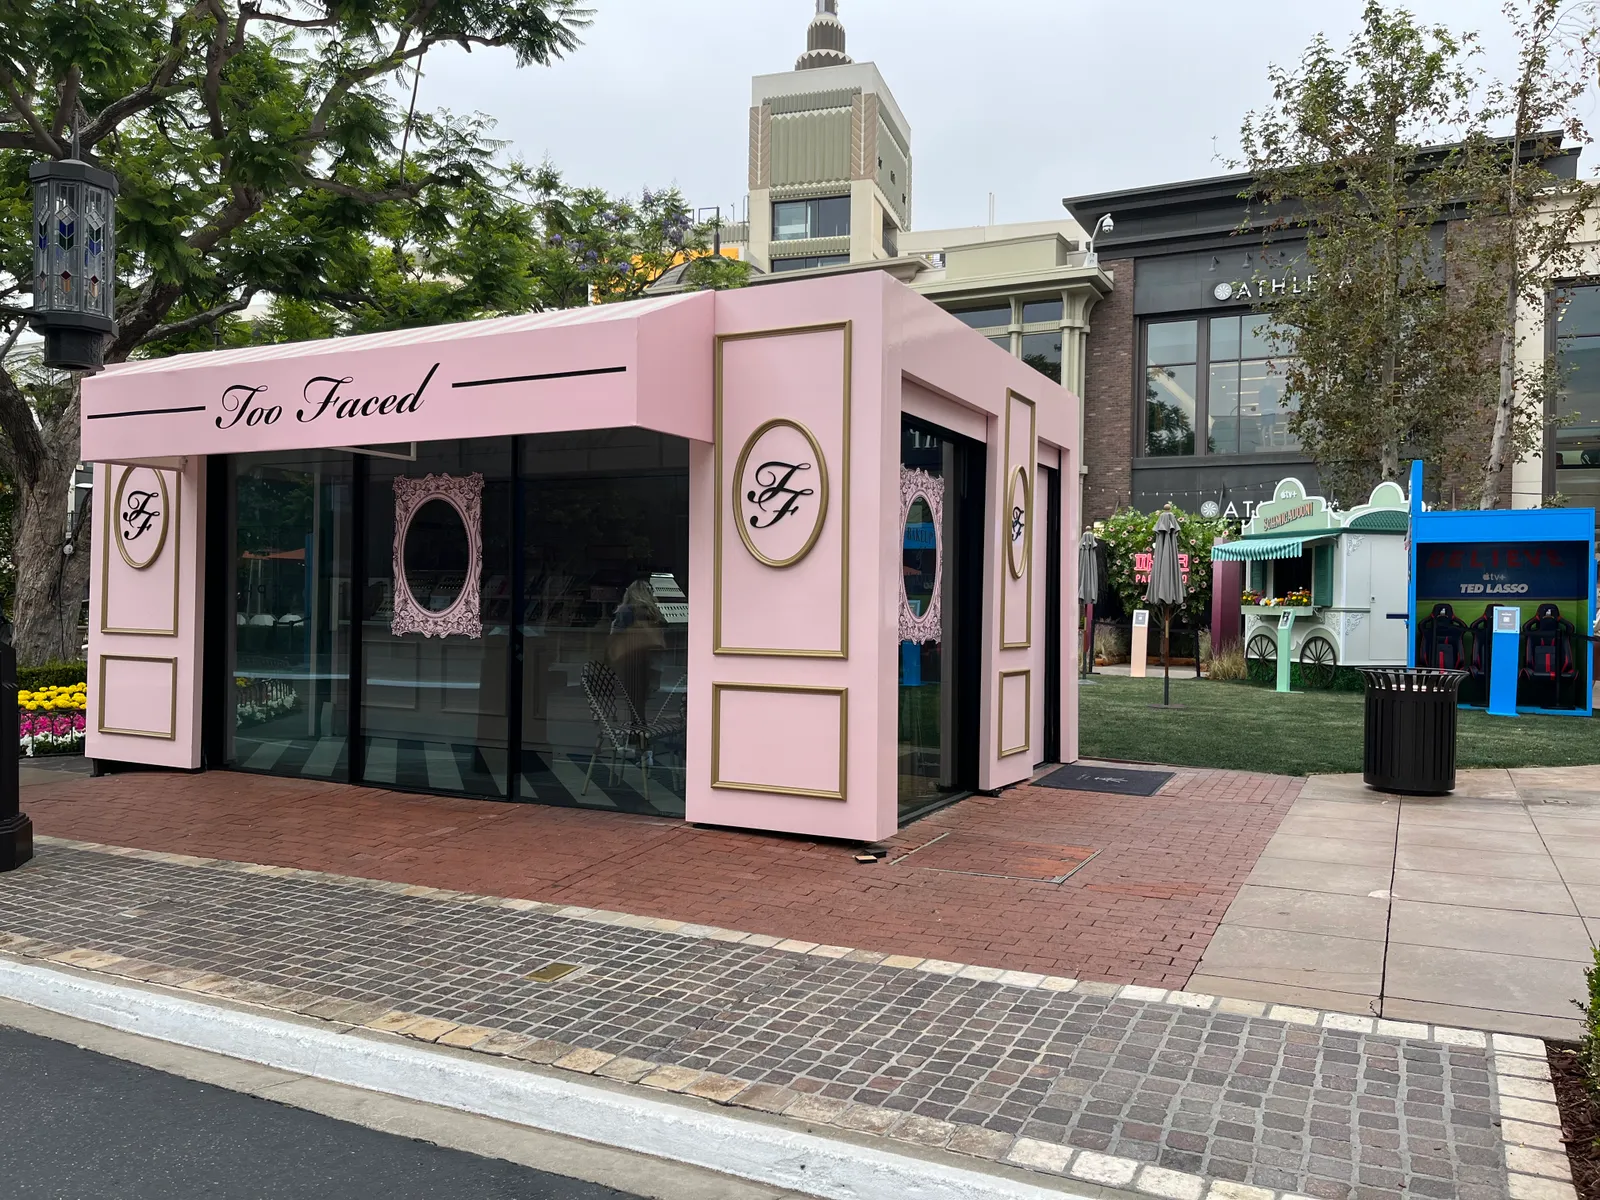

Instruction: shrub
[1207,642,1249,681]
[1581,946,1600,1102]
[18,660,87,691]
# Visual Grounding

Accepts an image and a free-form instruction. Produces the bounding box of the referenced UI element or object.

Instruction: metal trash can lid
[1357,667,1468,693]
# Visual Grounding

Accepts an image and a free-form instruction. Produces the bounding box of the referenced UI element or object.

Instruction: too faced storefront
[81,273,1079,841]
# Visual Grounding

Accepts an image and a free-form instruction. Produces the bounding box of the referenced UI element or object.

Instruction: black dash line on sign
[87,405,209,419]
[452,365,628,389]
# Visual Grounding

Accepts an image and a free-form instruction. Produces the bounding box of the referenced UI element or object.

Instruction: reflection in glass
[1022,299,1064,325]
[1021,331,1062,384]
[771,196,850,241]
[402,499,469,612]
[228,451,352,780]
[1208,362,1240,454]
[1556,285,1600,339]
[950,303,1012,330]
[1557,290,1600,484]
[1209,315,1241,361]
[899,422,959,819]
[988,334,1012,353]
[362,440,511,799]
[1146,320,1198,366]
[519,430,690,818]
[1146,364,1196,456]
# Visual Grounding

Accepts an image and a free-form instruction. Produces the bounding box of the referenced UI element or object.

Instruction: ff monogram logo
[734,419,829,569]
[112,466,170,571]
[1007,465,1031,580]
[745,461,815,530]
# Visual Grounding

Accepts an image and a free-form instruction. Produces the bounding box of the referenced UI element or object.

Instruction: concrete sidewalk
[0,835,1566,1200]
[1193,768,1600,1040]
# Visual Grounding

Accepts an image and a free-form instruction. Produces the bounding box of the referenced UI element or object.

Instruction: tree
[1239,2,1503,505]
[523,165,748,308]
[1468,1,1600,507]
[0,0,592,664]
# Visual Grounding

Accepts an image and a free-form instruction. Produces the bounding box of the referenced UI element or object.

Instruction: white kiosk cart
[1212,478,1411,689]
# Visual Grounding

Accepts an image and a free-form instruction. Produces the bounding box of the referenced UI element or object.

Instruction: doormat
[891,831,1098,883]
[1036,763,1173,797]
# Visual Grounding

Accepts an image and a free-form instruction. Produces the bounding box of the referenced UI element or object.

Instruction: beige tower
[747,1,912,274]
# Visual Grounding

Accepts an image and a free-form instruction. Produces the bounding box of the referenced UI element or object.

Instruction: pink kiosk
[81,273,1079,842]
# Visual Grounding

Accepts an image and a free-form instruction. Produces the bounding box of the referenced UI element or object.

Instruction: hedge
[18,660,87,691]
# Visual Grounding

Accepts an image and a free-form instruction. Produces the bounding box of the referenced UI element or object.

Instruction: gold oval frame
[733,417,829,569]
[112,465,171,571]
[1007,464,1031,580]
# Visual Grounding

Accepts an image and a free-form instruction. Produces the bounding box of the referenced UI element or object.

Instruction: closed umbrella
[1145,510,1187,707]
[1078,530,1101,678]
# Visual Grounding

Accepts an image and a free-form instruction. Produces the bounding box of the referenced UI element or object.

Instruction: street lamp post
[0,641,32,871]
[28,137,118,373]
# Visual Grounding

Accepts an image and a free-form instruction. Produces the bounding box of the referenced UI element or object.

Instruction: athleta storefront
[82,273,1078,841]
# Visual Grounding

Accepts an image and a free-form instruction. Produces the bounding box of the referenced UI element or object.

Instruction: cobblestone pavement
[0,841,1517,1200]
[19,765,1298,987]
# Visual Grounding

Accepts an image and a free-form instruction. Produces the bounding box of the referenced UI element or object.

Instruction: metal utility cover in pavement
[893,832,1097,883]
[523,962,580,983]
[1035,763,1174,796]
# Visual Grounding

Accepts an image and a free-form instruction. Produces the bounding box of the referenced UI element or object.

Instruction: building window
[1022,299,1064,325]
[949,302,1012,330]
[1021,331,1061,384]
[1554,285,1600,472]
[772,196,850,241]
[883,214,898,258]
[770,254,850,273]
[1141,315,1298,458]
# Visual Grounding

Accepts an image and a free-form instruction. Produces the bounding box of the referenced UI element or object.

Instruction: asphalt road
[0,1025,646,1199]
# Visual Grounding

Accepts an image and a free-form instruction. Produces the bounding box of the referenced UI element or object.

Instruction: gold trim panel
[710,682,848,801]
[713,321,852,658]
[997,668,1031,759]
[97,654,179,740]
[100,463,181,637]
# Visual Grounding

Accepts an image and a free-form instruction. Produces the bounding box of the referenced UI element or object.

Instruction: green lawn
[1078,674,1600,776]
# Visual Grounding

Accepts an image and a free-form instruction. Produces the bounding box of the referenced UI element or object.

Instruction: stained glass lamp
[28,156,118,372]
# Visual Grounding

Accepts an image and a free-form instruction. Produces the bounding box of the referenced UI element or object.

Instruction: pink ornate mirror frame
[898,467,944,644]
[391,472,483,639]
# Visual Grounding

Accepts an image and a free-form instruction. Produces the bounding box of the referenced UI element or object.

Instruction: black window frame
[1137,311,1298,460]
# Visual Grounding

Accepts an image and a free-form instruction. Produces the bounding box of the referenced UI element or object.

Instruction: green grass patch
[1079,674,1600,776]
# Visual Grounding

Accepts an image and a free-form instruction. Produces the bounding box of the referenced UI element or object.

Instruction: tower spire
[796,0,851,71]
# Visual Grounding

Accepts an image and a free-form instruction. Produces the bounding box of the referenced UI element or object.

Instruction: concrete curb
[0,957,1092,1200]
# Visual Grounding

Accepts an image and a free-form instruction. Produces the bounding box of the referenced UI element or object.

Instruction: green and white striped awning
[1211,535,1335,562]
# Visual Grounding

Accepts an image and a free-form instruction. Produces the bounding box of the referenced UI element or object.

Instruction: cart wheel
[1246,632,1276,684]
[1299,636,1338,689]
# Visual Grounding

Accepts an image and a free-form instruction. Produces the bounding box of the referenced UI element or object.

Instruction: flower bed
[19,682,87,756]
[235,677,300,728]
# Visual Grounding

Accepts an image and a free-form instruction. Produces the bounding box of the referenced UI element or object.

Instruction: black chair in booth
[1416,603,1469,671]
[1466,605,1495,705]
[1520,603,1578,710]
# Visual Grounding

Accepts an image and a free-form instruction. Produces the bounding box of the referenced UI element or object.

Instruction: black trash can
[1358,668,1467,795]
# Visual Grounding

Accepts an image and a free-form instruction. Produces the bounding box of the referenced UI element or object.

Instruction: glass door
[898,417,982,820]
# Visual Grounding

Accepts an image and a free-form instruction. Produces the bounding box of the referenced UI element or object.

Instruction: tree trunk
[10,394,90,668]
[1480,287,1519,509]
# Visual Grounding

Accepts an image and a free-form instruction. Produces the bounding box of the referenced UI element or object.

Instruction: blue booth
[1406,462,1597,715]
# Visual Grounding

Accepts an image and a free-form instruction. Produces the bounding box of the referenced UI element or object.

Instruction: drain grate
[523,962,581,983]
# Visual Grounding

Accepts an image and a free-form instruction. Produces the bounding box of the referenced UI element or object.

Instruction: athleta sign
[216,364,440,429]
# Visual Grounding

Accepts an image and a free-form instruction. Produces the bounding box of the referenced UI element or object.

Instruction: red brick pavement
[19,767,1300,988]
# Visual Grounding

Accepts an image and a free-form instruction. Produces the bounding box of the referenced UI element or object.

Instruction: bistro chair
[579,661,652,801]
[647,673,688,791]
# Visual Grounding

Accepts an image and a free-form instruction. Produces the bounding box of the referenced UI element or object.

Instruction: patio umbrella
[1144,510,1187,707]
[1078,530,1101,678]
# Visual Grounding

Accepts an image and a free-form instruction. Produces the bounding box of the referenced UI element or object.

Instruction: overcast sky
[418,0,1585,232]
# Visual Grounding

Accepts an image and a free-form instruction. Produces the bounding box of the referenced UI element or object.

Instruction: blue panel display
[1414,542,1588,600]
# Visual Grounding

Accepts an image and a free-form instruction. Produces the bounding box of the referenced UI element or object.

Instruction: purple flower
[619,262,632,274]
[585,249,598,261]
[549,234,564,246]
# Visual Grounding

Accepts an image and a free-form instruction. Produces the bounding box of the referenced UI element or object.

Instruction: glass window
[1021,331,1062,384]
[1022,299,1063,325]
[519,429,690,818]
[987,334,1012,352]
[948,303,1012,330]
[1146,320,1198,366]
[1555,286,1600,478]
[770,254,849,273]
[771,196,850,241]
[361,439,513,799]
[1142,316,1298,457]
[229,450,353,780]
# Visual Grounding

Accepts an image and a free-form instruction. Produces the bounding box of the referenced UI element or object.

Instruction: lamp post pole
[0,641,33,871]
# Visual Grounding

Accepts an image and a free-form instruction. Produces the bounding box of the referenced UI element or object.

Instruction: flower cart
[1212,478,1411,690]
